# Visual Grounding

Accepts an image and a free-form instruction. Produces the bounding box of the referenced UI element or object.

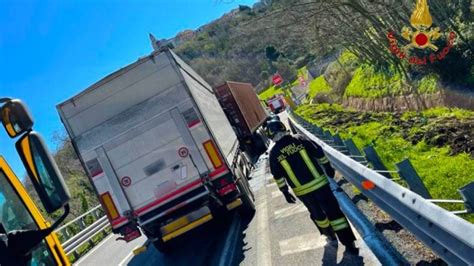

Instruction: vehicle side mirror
[1,99,34,138]
[16,131,70,213]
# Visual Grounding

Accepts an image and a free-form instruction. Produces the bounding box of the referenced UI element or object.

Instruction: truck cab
[0,98,71,265]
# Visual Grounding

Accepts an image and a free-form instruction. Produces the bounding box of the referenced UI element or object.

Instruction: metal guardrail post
[396,159,432,199]
[344,139,367,163]
[313,125,324,137]
[323,130,334,142]
[363,146,393,179]
[289,112,474,265]
[328,178,407,265]
[459,182,474,213]
[332,133,345,147]
[333,134,350,155]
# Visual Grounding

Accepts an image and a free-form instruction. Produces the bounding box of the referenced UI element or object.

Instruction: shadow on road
[351,194,369,205]
[126,211,255,266]
[321,242,364,266]
[374,220,403,233]
[227,212,255,266]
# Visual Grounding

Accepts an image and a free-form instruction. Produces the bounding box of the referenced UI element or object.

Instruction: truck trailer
[57,49,255,252]
[213,81,268,159]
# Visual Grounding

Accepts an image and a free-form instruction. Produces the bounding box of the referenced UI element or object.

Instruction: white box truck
[57,49,255,252]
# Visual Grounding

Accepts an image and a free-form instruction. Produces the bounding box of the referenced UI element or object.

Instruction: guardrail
[55,205,111,258]
[288,111,474,265]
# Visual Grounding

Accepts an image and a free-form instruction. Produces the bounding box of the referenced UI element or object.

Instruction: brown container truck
[214,81,268,159]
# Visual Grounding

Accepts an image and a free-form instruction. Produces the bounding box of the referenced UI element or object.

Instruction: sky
[0,0,257,177]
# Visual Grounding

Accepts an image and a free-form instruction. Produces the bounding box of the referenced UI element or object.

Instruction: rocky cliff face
[342,90,474,112]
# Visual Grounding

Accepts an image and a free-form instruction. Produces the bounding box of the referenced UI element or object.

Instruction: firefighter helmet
[266,120,287,139]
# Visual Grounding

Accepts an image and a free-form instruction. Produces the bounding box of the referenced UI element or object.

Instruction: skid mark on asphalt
[278,233,327,256]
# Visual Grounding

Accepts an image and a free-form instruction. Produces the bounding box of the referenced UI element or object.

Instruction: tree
[265,46,280,62]
[274,57,297,83]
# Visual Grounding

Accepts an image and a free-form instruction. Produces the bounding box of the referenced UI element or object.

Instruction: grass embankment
[291,67,309,86]
[344,65,440,98]
[308,76,332,100]
[260,67,309,101]
[259,85,284,101]
[296,104,474,222]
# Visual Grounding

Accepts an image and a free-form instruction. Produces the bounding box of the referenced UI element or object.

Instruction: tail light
[203,140,223,169]
[217,177,237,196]
[100,192,120,221]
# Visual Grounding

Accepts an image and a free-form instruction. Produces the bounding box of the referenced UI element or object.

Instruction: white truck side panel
[59,52,178,142]
[169,51,238,165]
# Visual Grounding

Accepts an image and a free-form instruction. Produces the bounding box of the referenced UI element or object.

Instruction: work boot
[321,228,337,244]
[344,242,359,255]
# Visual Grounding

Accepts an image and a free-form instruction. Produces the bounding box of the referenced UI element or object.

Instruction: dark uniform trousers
[298,183,355,245]
[270,134,356,246]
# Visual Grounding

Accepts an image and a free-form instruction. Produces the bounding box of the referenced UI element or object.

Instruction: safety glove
[282,190,297,204]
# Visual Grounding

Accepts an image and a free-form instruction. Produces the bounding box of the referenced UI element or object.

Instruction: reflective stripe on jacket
[270,134,331,196]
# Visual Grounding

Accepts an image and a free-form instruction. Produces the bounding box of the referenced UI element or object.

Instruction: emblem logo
[387,0,456,65]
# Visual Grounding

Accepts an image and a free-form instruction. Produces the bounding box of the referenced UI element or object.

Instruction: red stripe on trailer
[134,179,203,215]
[187,120,201,128]
[209,166,228,179]
[111,217,128,227]
[91,170,103,178]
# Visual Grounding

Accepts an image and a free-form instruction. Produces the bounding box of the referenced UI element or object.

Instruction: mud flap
[117,225,142,242]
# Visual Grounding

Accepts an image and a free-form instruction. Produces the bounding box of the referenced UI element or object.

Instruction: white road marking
[118,251,134,266]
[74,233,115,265]
[279,233,326,256]
[266,182,277,188]
[271,191,282,199]
[274,204,307,220]
[256,164,272,266]
[118,243,143,266]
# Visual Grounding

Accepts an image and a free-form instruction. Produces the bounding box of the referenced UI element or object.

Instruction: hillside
[25,0,473,224]
[171,0,472,96]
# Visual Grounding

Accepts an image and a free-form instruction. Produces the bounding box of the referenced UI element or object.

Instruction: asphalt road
[77,111,381,266]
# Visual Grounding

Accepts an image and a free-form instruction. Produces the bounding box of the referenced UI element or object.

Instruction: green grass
[295,104,474,222]
[308,76,333,99]
[68,228,112,263]
[258,85,284,101]
[400,107,474,121]
[344,64,442,98]
[344,64,405,98]
[291,66,310,86]
[339,51,359,67]
[417,74,440,94]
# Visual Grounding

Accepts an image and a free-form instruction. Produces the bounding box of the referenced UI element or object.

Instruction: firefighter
[267,120,358,254]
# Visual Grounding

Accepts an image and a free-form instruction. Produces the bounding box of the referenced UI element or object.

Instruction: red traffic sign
[121,176,132,187]
[178,147,189,158]
[272,74,283,86]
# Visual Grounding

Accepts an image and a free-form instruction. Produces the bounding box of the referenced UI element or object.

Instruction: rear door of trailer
[99,105,208,221]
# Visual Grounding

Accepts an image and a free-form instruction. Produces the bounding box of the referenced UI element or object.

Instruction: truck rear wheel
[152,237,171,253]
[237,176,255,217]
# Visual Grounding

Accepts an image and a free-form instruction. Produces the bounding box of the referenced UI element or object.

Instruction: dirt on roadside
[307,109,474,157]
